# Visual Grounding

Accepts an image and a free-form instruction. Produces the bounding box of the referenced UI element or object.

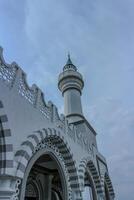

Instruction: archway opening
[82,171,97,200]
[24,153,65,200]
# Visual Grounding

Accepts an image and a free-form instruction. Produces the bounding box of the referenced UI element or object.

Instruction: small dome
[63,54,77,71]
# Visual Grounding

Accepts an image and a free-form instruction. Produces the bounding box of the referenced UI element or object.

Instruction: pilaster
[0,176,21,200]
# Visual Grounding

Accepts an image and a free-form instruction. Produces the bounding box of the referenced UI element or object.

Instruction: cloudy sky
[0,0,134,199]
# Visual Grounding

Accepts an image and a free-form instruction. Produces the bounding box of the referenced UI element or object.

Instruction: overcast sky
[0,1,134,199]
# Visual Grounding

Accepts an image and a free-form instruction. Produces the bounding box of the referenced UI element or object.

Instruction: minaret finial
[66,52,72,65]
[68,52,70,60]
[63,52,77,71]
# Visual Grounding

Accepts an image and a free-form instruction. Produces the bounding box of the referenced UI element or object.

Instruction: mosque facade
[0,47,115,200]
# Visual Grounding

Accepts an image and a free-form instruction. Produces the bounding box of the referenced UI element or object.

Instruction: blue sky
[0,0,134,199]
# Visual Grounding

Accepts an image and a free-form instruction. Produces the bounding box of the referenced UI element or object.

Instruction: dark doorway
[24,153,65,200]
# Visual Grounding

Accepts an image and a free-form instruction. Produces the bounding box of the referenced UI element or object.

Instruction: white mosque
[0,47,115,200]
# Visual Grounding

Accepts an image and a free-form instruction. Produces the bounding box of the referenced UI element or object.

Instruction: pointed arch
[14,127,80,196]
[78,157,104,198]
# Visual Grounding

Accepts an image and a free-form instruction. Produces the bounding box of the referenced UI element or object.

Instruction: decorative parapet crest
[0,47,18,87]
[0,47,53,120]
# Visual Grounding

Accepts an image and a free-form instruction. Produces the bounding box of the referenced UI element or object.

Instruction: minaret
[58,54,84,123]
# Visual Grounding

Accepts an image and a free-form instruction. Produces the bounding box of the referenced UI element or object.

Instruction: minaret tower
[58,54,84,123]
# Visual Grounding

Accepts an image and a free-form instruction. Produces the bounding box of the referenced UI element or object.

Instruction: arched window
[23,152,67,200]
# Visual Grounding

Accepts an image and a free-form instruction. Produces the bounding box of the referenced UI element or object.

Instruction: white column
[64,89,83,117]
[0,177,19,200]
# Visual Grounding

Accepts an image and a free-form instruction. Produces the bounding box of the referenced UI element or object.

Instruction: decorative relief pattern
[0,63,17,86]
[38,93,51,119]
[0,47,18,87]
[18,74,38,106]
[12,179,21,200]
[75,123,94,155]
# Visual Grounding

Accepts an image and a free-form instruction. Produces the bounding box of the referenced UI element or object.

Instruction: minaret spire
[63,54,77,72]
[66,52,72,65]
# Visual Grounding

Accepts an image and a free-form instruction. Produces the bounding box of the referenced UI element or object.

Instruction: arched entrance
[20,149,68,200]
[78,158,103,200]
[15,129,79,200]
[82,170,97,200]
[104,173,115,200]
[24,153,65,200]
